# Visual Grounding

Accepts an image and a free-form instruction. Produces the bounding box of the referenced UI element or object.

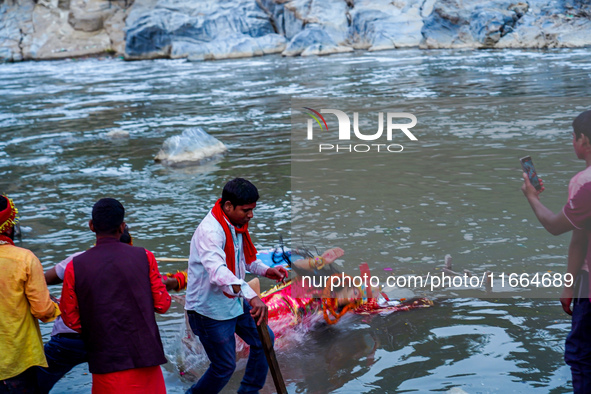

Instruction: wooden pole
[256,321,287,394]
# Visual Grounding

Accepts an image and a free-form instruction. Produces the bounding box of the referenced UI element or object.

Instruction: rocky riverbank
[1,0,590,62]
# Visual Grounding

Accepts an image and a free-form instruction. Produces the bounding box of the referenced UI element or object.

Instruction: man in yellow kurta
[0,195,60,392]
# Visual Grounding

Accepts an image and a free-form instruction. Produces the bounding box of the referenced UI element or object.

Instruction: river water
[1,48,591,393]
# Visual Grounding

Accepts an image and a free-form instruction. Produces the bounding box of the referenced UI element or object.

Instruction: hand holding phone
[520,156,542,191]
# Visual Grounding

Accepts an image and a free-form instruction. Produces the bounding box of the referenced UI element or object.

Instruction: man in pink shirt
[521,110,591,393]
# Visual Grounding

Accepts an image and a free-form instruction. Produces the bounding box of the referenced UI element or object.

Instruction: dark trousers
[186,300,274,394]
[36,334,87,393]
[0,367,39,394]
[565,272,591,393]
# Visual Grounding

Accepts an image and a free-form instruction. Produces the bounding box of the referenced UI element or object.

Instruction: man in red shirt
[38,225,186,393]
[521,110,591,393]
[60,198,171,393]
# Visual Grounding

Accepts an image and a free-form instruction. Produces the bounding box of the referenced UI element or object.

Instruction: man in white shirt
[185,178,288,394]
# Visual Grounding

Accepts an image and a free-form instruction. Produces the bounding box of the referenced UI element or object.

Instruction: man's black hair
[92,198,125,235]
[573,110,591,141]
[221,178,259,207]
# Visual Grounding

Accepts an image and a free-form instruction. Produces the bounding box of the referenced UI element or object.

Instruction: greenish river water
[1,48,591,393]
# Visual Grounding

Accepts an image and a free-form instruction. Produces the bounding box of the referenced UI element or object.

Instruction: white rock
[154,128,227,166]
[105,129,130,139]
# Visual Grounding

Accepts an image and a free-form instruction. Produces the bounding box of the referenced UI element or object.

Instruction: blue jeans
[186,300,274,394]
[36,334,87,393]
[565,272,591,393]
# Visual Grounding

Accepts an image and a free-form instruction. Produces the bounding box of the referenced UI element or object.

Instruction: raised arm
[521,173,575,235]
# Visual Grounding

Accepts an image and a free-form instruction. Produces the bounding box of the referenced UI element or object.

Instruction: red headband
[0,196,18,234]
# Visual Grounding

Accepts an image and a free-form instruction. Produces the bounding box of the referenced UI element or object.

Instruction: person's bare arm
[521,173,575,235]
[45,266,62,285]
[292,248,345,271]
[164,277,179,291]
[46,253,80,285]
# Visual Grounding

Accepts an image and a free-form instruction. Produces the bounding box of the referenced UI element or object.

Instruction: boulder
[21,2,113,60]
[105,129,130,139]
[469,8,519,47]
[124,9,177,58]
[282,27,337,56]
[283,0,350,42]
[180,33,286,61]
[421,0,591,49]
[281,25,353,57]
[300,42,353,56]
[421,0,527,48]
[349,0,424,50]
[256,0,287,36]
[68,9,106,32]
[1,0,130,61]
[0,0,35,61]
[257,32,288,54]
[103,8,127,54]
[125,0,280,60]
[497,1,591,48]
[154,128,227,166]
[58,0,71,10]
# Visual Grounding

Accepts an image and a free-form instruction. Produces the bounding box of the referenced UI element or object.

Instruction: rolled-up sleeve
[246,258,269,277]
[239,282,258,301]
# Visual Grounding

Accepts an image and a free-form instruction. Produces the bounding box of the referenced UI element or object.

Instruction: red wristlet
[174,271,188,291]
[165,271,188,291]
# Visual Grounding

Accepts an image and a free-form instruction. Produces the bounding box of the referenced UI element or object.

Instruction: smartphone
[520,156,542,191]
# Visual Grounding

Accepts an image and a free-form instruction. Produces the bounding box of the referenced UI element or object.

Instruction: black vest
[73,237,167,374]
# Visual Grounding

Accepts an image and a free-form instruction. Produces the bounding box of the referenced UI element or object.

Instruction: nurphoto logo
[302,107,418,153]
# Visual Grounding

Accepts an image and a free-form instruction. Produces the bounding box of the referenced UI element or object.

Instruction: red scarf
[0,235,14,245]
[211,198,257,275]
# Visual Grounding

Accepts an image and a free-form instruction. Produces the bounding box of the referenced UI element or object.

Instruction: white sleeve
[194,221,257,300]
[246,258,269,277]
[54,251,84,280]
